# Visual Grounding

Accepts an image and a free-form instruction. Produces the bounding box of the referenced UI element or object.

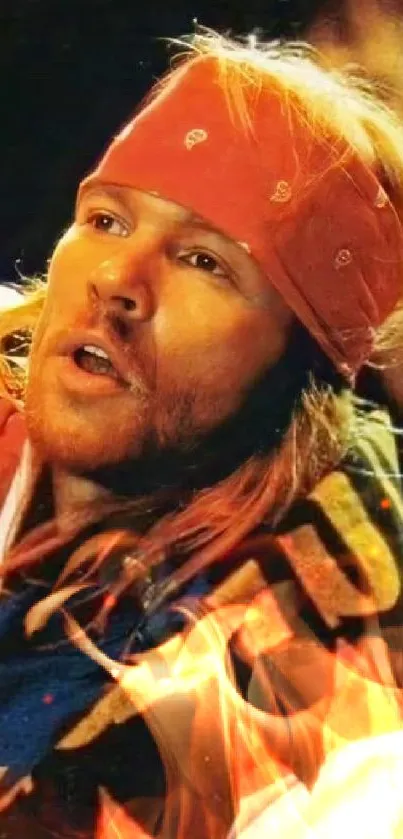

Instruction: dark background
[2,0,339,283]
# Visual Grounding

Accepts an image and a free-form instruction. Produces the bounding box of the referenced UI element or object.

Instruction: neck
[51,467,116,533]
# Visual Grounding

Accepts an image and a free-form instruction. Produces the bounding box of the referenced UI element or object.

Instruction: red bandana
[80,55,403,379]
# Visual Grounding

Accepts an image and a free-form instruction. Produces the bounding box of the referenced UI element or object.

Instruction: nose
[88,236,156,322]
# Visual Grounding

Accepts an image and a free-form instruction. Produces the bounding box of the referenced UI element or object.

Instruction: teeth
[82,344,110,361]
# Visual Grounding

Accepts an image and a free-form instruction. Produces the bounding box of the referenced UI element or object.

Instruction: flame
[92,610,403,838]
[82,570,402,838]
[96,788,155,838]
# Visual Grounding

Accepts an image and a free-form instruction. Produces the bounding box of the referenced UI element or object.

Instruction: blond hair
[2,28,403,402]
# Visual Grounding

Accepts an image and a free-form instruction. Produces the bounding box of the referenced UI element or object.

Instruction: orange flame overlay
[55,550,403,839]
[3,3,403,834]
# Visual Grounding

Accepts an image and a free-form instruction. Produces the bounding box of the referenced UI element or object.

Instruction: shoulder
[0,399,26,509]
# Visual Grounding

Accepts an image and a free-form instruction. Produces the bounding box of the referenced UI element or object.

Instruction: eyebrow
[181,214,227,236]
[77,183,134,215]
[78,183,229,241]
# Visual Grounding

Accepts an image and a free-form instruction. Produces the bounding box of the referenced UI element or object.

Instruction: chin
[25,389,148,474]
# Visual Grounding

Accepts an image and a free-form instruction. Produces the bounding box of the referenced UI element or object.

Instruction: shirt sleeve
[0,399,26,509]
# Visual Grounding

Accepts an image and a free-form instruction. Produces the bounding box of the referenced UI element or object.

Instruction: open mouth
[73,344,121,380]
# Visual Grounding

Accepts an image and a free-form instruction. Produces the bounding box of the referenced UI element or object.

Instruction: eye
[87,211,130,238]
[178,250,228,278]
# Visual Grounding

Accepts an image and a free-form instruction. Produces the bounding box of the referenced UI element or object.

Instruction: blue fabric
[0,584,137,786]
[0,572,209,789]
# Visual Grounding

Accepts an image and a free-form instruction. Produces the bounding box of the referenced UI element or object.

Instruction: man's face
[25,185,293,472]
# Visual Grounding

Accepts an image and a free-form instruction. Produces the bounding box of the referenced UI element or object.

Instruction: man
[0,33,403,839]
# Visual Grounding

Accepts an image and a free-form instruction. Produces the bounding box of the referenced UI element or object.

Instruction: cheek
[43,229,95,312]
[151,292,289,439]
[30,236,95,356]
[154,295,287,392]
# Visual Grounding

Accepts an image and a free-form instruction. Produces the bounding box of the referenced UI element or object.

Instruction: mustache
[100,310,155,395]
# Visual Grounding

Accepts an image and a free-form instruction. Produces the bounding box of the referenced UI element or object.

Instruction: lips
[74,345,120,380]
[56,331,133,386]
